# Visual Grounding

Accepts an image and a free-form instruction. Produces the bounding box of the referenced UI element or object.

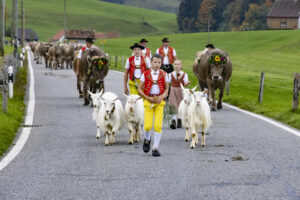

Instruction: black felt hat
[130,43,145,50]
[162,37,170,42]
[140,38,149,43]
[205,44,215,49]
[86,37,95,43]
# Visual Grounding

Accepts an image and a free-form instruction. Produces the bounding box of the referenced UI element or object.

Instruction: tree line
[177,0,274,32]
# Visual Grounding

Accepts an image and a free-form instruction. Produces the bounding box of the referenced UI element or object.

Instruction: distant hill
[101,0,180,13]
[5,0,178,41]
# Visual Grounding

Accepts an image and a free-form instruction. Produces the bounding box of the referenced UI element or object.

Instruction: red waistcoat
[158,46,174,64]
[143,69,165,96]
[145,48,151,58]
[81,46,87,52]
[171,73,185,87]
[128,56,147,80]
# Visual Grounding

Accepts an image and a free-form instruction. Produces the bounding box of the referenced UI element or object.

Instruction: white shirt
[156,46,176,65]
[125,56,151,79]
[168,71,189,84]
[131,48,152,58]
[140,69,169,95]
[77,46,90,59]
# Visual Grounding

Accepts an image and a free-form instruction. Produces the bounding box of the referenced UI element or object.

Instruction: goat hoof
[190,146,195,149]
[105,143,109,146]
[96,136,100,139]
[202,144,206,147]
[211,107,216,111]
[128,141,133,145]
[185,138,189,142]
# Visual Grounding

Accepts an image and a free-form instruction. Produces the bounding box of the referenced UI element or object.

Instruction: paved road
[0,52,300,200]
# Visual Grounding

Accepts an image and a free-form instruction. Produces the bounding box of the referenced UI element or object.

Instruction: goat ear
[99,89,104,96]
[180,83,185,90]
[123,94,129,99]
[192,85,197,92]
[113,97,119,102]
[87,55,92,63]
[87,90,93,96]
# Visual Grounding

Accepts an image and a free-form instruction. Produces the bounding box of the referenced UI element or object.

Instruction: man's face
[86,42,92,48]
[174,60,182,72]
[163,42,169,47]
[141,42,147,47]
[151,57,162,71]
[133,48,142,57]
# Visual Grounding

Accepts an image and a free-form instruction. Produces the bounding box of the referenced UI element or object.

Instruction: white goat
[99,92,125,146]
[187,91,212,149]
[178,84,197,142]
[124,95,144,144]
[88,90,103,139]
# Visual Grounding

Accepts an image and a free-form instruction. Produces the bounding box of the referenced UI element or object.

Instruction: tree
[177,0,202,32]
[243,4,270,30]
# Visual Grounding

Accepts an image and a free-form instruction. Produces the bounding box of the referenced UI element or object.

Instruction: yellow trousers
[144,99,166,133]
[129,79,140,95]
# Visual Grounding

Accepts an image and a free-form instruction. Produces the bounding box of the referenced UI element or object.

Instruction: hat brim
[162,39,170,42]
[140,39,149,43]
[130,45,145,50]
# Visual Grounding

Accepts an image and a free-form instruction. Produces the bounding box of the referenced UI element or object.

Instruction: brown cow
[193,48,232,111]
[48,45,63,70]
[74,47,109,105]
[40,43,52,68]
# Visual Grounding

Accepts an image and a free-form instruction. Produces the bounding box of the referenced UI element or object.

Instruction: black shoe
[170,120,176,129]
[143,139,151,153]
[177,119,182,128]
[152,149,161,157]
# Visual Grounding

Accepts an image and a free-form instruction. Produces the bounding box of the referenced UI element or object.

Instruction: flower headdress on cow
[91,56,109,69]
[209,54,227,65]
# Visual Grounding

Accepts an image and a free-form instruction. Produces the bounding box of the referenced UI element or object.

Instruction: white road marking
[0,49,35,171]
[111,70,300,138]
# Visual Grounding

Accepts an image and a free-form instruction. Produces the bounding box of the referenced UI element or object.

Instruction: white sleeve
[173,48,177,57]
[168,73,171,83]
[146,57,152,69]
[125,58,130,70]
[77,49,83,59]
[156,49,159,54]
[183,73,189,83]
[140,74,145,82]
[149,50,152,58]
[165,73,169,83]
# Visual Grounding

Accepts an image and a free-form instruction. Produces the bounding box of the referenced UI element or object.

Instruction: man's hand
[156,95,165,104]
[147,97,156,104]
[124,87,129,95]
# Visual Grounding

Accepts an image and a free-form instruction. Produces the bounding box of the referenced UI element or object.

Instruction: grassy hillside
[5,0,178,41]
[101,30,300,130]
[123,0,180,13]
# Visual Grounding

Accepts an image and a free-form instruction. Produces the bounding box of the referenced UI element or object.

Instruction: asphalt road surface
[0,52,299,200]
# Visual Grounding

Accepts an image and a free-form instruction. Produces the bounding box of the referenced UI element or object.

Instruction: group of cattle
[29,42,83,70]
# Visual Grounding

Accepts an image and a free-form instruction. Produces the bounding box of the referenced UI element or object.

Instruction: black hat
[205,44,215,49]
[130,43,145,50]
[86,37,95,43]
[140,38,148,43]
[162,37,170,42]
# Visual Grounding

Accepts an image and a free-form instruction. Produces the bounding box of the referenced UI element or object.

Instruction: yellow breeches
[144,99,166,133]
[128,79,140,95]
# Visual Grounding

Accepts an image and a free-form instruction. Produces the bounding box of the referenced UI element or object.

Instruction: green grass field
[102,30,300,130]
[0,46,27,157]
[5,0,178,41]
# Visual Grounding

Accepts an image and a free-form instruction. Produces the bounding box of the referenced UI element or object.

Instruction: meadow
[101,30,300,130]
[5,0,178,41]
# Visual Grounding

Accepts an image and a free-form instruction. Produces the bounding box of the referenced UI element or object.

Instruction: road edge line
[0,49,35,172]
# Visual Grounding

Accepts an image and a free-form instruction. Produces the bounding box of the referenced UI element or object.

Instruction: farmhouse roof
[95,32,106,39]
[17,28,39,41]
[66,30,95,39]
[51,30,64,41]
[267,0,300,18]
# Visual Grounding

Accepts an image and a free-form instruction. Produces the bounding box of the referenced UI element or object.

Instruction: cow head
[124,94,142,114]
[180,84,197,105]
[209,54,227,81]
[87,54,109,82]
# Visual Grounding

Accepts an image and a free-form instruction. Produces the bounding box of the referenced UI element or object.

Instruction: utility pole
[12,0,18,58]
[64,0,66,43]
[21,0,25,47]
[207,7,210,43]
[0,0,4,57]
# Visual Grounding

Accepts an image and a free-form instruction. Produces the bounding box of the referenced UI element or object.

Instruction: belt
[149,94,160,97]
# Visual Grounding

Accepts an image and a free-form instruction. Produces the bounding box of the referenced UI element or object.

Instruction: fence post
[122,56,124,69]
[226,79,230,95]
[292,73,300,110]
[114,56,118,69]
[8,66,13,98]
[2,66,7,113]
[258,72,265,103]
